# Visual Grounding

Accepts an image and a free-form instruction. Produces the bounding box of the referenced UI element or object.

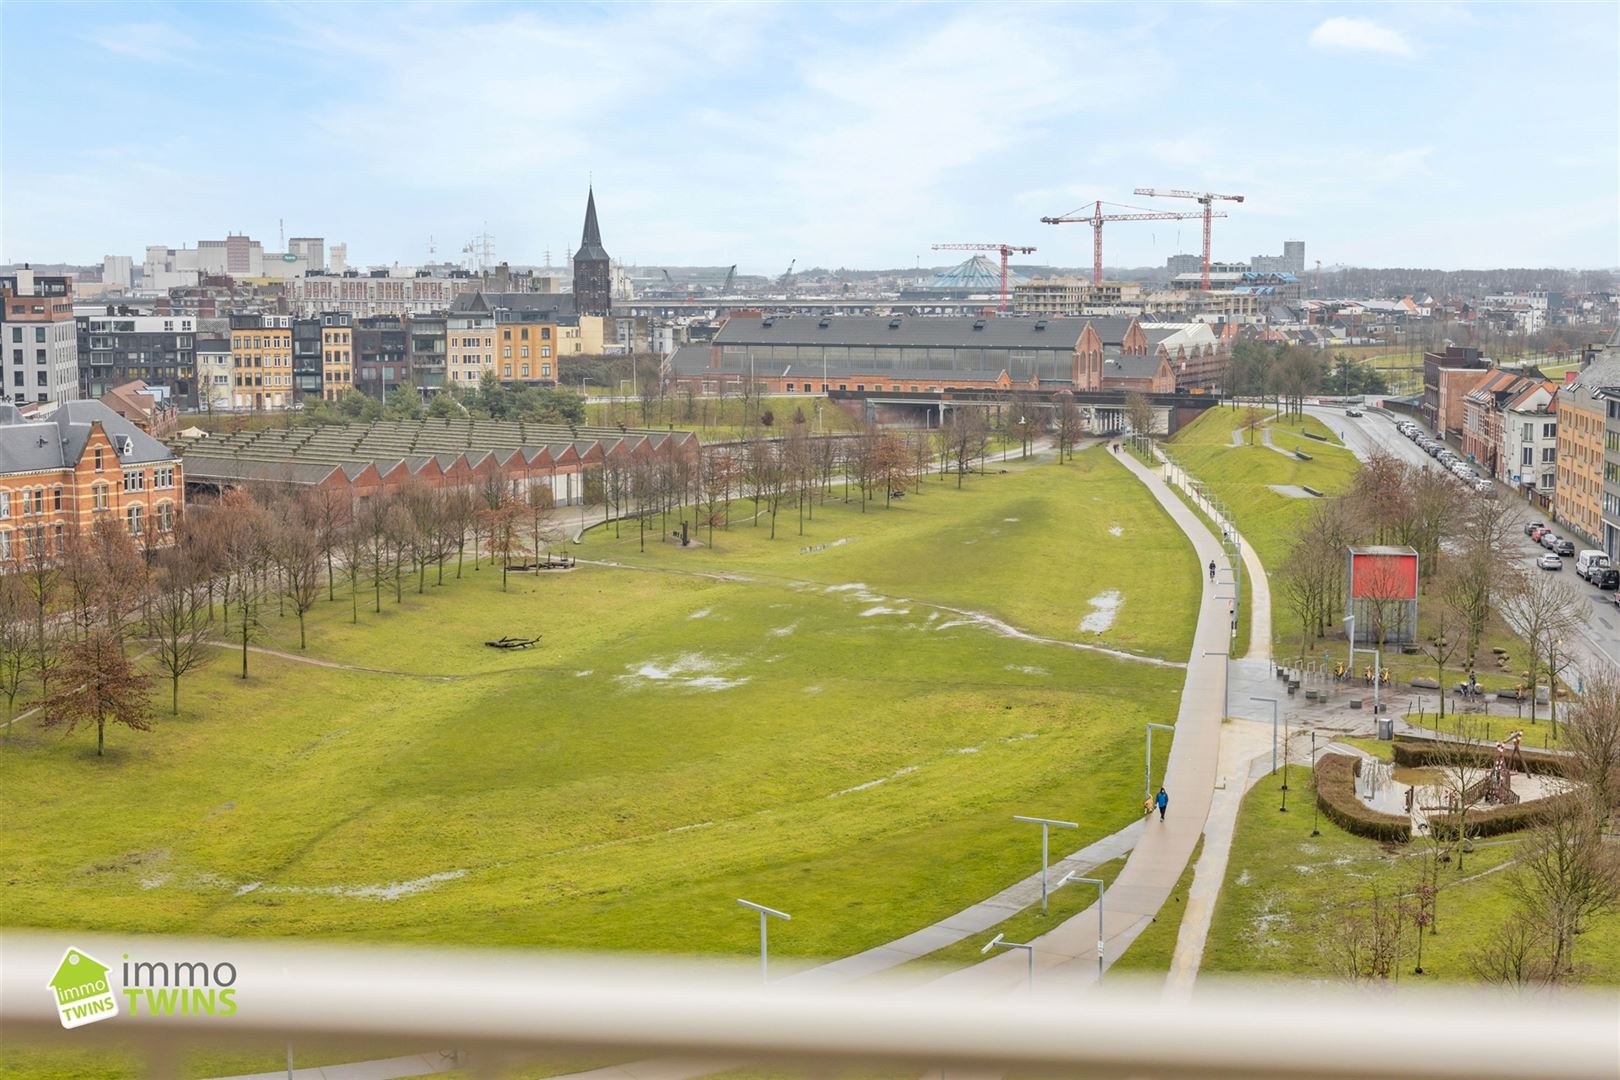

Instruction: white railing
[4,932,1617,1080]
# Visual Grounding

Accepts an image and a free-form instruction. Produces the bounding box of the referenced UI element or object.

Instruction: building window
[0,531,8,560]
[92,483,109,510]
[541,346,551,358]
[503,346,512,359]
[157,502,174,533]
[93,447,104,471]
[127,504,143,537]
[541,364,551,377]
[124,470,146,493]
[0,492,8,518]
[53,487,61,511]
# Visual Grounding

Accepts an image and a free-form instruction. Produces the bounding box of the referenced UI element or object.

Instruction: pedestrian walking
[1155,787,1169,822]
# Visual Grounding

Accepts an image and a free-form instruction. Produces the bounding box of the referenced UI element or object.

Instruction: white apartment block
[447,311,495,385]
[286,273,477,318]
[102,255,133,290]
[1501,384,1558,497]
[2,270,81,406]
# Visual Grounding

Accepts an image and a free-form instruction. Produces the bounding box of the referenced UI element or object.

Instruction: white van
[1576,550,1610,581]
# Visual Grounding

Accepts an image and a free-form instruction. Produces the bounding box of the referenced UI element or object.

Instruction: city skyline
[3,1,1617,272]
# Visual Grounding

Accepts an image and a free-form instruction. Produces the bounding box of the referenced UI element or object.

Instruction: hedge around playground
[1390,737,1570,778]
[1427,792,1582,840]
[1314,752,1412,843]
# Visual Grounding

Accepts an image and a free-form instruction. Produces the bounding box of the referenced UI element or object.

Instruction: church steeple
[573,186,611,316]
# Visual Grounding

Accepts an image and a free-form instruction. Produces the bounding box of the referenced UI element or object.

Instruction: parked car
[1538,553,1564,571]
[1556,539,1575,557]
[1525,521,1546,537]
[1529,525,1551,542]
[1576,550,1610,580]
[1541,532,1563,550]
[1600,568,1620,590]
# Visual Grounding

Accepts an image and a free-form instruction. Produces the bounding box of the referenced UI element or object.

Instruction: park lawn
[1200,768,1620,981]
[578,448,1202,663]
[1267,413,1341,446]
[1110,835,1203,975]
[3,458,1191,968]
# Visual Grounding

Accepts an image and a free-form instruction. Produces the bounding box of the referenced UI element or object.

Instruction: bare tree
[302,487,350,601]
[942,408,988,489]
[1499,569,1586,729]
[1054,392,1082,462]
[1468,912,1554,988]
[0,574,32,745]
[148,547,214,713]
[1428,714,1492,871]
[1325,883,1411,982]
[277,519,325,650]
[1124,392,1155,447]
[1507,802,1620,977]
[39,628,153,757]
[1562,670,1620,822]
[1418,602,1461,719]
[482,492,522,591]
[19,537,58,695]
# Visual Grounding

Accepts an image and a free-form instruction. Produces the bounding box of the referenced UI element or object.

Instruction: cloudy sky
[3,1,1616,273]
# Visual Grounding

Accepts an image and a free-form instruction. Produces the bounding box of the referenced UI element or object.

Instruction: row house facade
[228,314,294,410]
[0,400,183,562]
[76,311,197,402]
[1554,355,1618,547]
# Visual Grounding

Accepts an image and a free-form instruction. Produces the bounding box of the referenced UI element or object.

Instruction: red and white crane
[1040,201,1225,285]
[930,243,1037,313]
[1132,188,1246,289]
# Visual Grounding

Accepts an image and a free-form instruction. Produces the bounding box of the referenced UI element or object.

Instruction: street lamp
[981,932,1034,992]
[736,898,791,985]
[1204,650,1230,718]
[1013,815,1079,915]
[1250,697,1280,774]
[1059,871,1106,982]
[1145,722,1174,807]
[1216,594,1236,632]
[1309,729,1321,836]
[1343,614,1382,716]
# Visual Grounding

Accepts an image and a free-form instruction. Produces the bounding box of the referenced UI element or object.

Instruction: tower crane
[930,243,1037,313]
[1133,188,1245,289]
[1041,201,1224,285]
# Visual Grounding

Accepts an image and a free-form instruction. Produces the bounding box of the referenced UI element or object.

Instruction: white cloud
[1307,16,1415,58]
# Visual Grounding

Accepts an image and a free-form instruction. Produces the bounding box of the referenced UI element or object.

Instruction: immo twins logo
[47,947,238,1030]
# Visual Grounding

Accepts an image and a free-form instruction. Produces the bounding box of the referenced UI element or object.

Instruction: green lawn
[1202,768,1620,981]
[2,458,1196,964]
[585,448,1200,663]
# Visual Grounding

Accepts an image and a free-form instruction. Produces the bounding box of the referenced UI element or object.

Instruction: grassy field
[1167,406,1360,591]
[587,447,1201,662]
[1201,768,1620,981]
[1,454,1197,970]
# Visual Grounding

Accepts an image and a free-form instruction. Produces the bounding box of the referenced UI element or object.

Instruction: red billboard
[1348,548,1420,600]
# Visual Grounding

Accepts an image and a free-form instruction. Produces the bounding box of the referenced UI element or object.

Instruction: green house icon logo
[47,948,119,1029]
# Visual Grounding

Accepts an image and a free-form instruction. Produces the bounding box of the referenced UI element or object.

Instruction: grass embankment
[1201,768,1620,980]
[1164,479,1250,658]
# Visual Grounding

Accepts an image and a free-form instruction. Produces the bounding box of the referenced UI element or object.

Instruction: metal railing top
[4,932,1618,1080]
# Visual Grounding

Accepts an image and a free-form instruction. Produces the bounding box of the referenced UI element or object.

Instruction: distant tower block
[573,187,612,316]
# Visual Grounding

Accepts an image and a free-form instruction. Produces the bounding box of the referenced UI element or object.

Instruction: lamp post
[981,933,1034,992]
[1013,815,1079,915]
[1216,594,1236,633]
[1250,697,1280,774]
[1344,614,1382,716]
[736,899,791,985]
[1059,871,1107,982]
[1310,729,1321,836]
[1145,722,1174,807]
[1204,650,1230,718]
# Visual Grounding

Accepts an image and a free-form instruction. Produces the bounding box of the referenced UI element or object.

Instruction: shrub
[1314,753,1411,843]
[1391,737,1569,777]
[1428,793,1582,840]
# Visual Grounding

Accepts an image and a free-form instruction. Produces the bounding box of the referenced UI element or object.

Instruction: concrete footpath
[914,446,1235,998]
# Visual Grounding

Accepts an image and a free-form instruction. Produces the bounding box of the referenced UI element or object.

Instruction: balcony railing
[3,931,1616,1080]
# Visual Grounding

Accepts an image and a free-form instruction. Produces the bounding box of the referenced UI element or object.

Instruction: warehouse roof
[712,314,1135,350]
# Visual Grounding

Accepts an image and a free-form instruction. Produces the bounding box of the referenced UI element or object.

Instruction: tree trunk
[97,716,104,757]
[172,674,179,715]
[240,619,249,679]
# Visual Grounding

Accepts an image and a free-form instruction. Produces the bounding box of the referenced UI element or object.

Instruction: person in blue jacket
[1155,787,1169,822]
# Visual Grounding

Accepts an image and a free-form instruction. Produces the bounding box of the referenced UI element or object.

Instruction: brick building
[0,400,183,561]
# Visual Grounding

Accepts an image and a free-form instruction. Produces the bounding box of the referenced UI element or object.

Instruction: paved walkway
[908,444,1236,999]
[1159,453,1272,661]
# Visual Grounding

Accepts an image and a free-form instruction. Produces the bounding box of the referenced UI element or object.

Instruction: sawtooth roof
[711,315,1135,350]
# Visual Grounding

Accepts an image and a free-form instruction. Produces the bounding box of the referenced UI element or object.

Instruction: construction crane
[1041,201,1223,285]
[778,259,796,290]
[1132,188,1245,289]
[930,243,1037,313]
[721,264,736,294]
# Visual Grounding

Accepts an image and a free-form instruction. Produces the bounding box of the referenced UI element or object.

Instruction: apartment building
[1555,353,1620,547]
[76,311,196,402]
[320,315,354,401]
[1014,279,1143,316]
[494,311,558,385]
[409,315,448,392]
[1500,381,1558,507]
[0,399,183,560]
[229,314,294,411]
[2,270,81,406]
[195,338,233,412]
[355,316,408,398]
[286,271,477,318]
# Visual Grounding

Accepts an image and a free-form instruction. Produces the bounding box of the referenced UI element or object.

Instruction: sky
[3,1,1617,274]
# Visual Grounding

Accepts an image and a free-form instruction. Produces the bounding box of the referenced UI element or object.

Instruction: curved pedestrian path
[911,445,1243,998]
